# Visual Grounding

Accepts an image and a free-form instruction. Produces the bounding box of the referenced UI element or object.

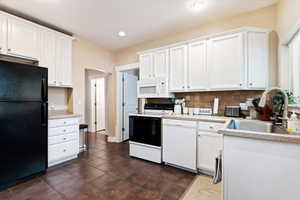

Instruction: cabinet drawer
[48,140,78,163]
[49,118,79,128]
[198,121,225,132]
[49,125,78,137]
[49,133,76,145]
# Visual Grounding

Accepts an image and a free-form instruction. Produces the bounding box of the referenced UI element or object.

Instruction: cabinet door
[38,29,56,86]
[55,34,72,87]
[7,17,38,59]
[197,132,222,172]
[208,33,244,90]
[153,49,168,79]
[0,14,6,54]
[188,40,208,91]
[169,45,187,92]
[247,32,269,89]
[139,53,153,80]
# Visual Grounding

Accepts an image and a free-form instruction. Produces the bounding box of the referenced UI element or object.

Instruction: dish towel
[213,151,222,184]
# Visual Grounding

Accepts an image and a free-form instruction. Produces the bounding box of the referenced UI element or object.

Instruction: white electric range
[128,103,174,163]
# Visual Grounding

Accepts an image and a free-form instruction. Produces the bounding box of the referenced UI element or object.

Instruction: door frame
[112,63,139,143]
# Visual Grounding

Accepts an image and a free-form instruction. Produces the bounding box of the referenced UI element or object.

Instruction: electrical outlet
[240,103,248,111]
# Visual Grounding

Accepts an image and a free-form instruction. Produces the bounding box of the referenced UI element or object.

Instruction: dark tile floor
[0,133,196,200]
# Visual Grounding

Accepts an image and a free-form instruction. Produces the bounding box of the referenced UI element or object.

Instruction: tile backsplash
[147,90,263,115]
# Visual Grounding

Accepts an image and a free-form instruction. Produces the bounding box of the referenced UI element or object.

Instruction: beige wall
[115,5,277,66]
[48,87,68,110]
[276,0,300,89]
[276,0,300,40]
[72,37,116,136]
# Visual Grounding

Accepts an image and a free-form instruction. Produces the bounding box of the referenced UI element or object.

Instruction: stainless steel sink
[231,120,273,133]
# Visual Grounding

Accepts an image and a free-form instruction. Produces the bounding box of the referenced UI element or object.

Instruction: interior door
[208,33,244,90]
[139,53,153,80]
[153,49,169,79]
[90,79,96,132]
[7,17,38,59]
[38,29,56,86]
[123,72,138,141]
[188,40,208,91]
[0,102,47,189]
[169,45,187,92]
[95,78,106,131]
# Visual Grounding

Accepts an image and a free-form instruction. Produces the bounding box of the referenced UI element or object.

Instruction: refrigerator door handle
[42,78,47,101]
[42,103,48,125]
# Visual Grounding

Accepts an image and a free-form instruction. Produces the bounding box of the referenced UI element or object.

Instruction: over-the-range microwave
[137,78,174,98]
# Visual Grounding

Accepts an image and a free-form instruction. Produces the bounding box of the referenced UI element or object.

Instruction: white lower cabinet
[162,119,197,171]
[197,121,224,174]
[48,117,80,167]
[198,132,222,174]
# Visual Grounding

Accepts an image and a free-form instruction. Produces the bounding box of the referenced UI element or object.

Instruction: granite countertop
[162,114,241,123]
[219,123,300,144]
[48,110,81,119]
[220,129,300,144]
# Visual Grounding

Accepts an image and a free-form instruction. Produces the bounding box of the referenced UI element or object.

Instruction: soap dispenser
[287,112,300,134]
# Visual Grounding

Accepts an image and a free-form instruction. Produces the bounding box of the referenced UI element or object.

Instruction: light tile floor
[182,175,221,200]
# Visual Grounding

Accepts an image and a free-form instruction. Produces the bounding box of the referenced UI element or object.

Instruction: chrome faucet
[259,87,289,123]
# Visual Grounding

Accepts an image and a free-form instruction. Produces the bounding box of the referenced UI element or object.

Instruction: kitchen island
[220,122,300,200]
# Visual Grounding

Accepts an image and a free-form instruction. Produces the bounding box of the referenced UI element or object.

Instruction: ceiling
[0,0,278,51]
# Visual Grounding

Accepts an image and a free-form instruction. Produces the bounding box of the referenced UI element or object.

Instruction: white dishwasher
[162,119,197,172]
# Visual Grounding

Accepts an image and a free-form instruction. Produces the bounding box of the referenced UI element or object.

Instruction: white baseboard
[107,136,122,143]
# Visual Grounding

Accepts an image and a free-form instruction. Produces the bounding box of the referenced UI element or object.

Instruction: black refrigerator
[0,60,48,190]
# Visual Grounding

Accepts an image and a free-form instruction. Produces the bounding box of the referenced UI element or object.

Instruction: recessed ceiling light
[189,0,205,12]
[118,31,126,37]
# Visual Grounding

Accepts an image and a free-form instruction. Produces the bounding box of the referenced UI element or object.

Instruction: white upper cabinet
[0,11,73,88]
[169,45,187,92]
[247,31,269,89]
[39,30,72,87]
[138,27,271,93]
[0,14,6,54]
[139,53,153,80]
[38,29,56,85]
[55,34,72,87]
[7,17,38,59]
[153,49,169,79]
[187,40,208,91]
[208,33,245,90]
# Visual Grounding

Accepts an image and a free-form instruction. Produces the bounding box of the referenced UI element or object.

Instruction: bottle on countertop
[287,112,300,134]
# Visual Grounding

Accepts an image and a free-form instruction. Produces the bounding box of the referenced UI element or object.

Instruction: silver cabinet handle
[249,83,253,86]
[7,48,11,52]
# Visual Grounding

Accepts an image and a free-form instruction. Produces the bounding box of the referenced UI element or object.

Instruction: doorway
[121,69,139,141]
[90,77,106,132]
[85,68,109,135]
